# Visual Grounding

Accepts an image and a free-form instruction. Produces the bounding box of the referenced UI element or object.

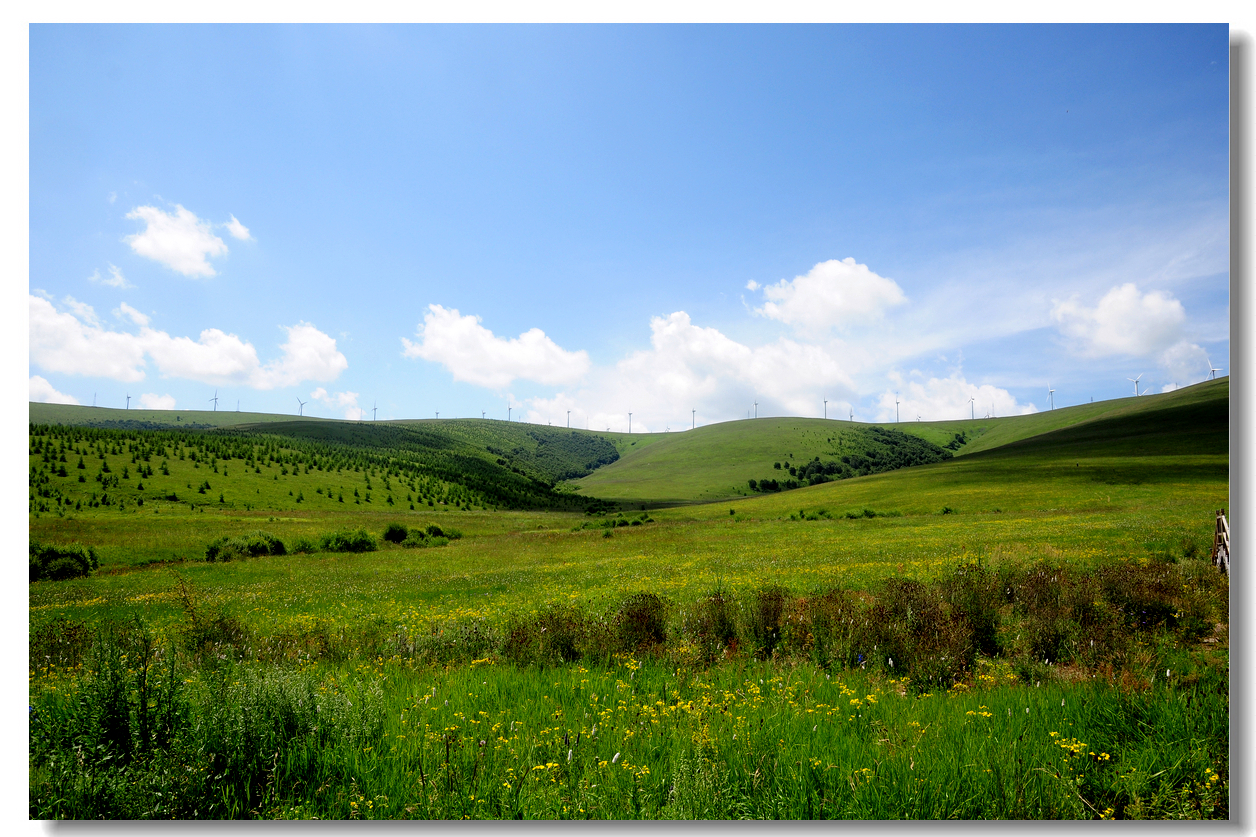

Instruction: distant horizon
[27,373,1227,431]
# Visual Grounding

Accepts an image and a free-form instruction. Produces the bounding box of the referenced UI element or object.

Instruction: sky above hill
[28,24,1231,431]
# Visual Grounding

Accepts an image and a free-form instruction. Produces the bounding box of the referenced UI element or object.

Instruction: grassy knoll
[27,380,1229,820]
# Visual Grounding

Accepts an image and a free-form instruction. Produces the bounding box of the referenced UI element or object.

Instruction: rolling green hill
[574,378,1228,506]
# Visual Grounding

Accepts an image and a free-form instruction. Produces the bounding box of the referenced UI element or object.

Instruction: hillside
[574,378,1228,506]
[678,376,1228,521]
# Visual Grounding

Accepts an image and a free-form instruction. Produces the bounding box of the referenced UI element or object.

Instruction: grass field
[27,378,1229,820]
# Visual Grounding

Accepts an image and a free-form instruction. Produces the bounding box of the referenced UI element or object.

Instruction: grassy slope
[28,403,329,429]
[574,379,1228,505]
[29,378,1227,647]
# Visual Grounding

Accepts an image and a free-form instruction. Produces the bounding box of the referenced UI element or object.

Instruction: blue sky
[28,24,1230,431]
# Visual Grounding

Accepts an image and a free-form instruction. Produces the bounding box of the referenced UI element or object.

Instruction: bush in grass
[503,604,598,666]
[744,585,791,659]
[287,535,318,554]
[318,528,377,553]
[683,588,739,662]
[943,561,1002,656]
[29,541,99,581]
[615,592,668,652]
[786,588,865,670]
[204,531,285,563]
[867,578,973,691]
[382,522,408,543]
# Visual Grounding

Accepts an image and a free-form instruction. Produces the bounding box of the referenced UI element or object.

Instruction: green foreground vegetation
[28,379,1229,819]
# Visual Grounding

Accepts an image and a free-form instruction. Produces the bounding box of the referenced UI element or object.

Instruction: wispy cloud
[311,387,365,420]
[224,214,253,241]
[138,392,176,410]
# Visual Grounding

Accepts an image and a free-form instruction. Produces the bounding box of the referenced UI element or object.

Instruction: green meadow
[28,378,1229,819]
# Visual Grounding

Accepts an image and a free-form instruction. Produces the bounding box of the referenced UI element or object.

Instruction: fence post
[1213,509,1229,576]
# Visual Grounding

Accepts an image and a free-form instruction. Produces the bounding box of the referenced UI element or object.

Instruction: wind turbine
[823,399,828,420]
[482,411,486,420]
[1048,384,1055,411]
[628,412,632,434]
[296,397,306,416]
[567,410,571,428]
[1208,359,1222,380]
[209,390,219,411]
[125,393,130,410]
[969,396,975,420]
[692,409,696,429]
[849,407,854,421]
[373,401,377,421]
[917,414,921,422]
[895,393,900,423]
[1127,374,1142,397]
[753,401,758,419]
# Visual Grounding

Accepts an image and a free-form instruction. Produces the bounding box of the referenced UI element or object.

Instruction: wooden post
[1213,509,1229,576]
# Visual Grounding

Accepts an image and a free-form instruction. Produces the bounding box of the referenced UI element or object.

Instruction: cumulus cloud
[751,258,907,333]
[1158,340,1211,388]
[402,304,590,390]
[124,204,229,277]
[29,375,78,405]
[138,393,176,410]
[224,214,253,241]
[29,294,347,390]
[1051,283,1186,358]
[89,264,133,289]
[521,311,857,432]
[875,373,1036,423]
[312,387,366,420]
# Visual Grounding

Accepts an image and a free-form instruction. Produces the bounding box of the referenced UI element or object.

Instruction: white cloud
[1158,340,1211,387]
[522,311,857,432]
[114,302,149,327]
[312,387,365,420]
[29,295,347,390]
[138,393,176,410]
[30,295,147,380]
[29,376,79,405]
[751,258,907,333]
[745,280,760,291]
[1051,283,1186,358]
[89,263,134,289]
[402,304,590,390]
[124,204,228,278]
[61,296,100,327]
[875,373,1036,423]
[107,191,117,204]
[224,214,253,241]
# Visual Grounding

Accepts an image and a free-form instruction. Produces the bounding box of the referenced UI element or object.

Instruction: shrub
[868,578,973,692]
[744,585,791,659]
[683,588,739,663]
[382,522,408,543]
[318,528,377,553]
[503,604,597,666]
[786,588,864,670]
[205,531,285,563]
[30,541,99,582]
[615,593,668,651]
[943,561,1002,656]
